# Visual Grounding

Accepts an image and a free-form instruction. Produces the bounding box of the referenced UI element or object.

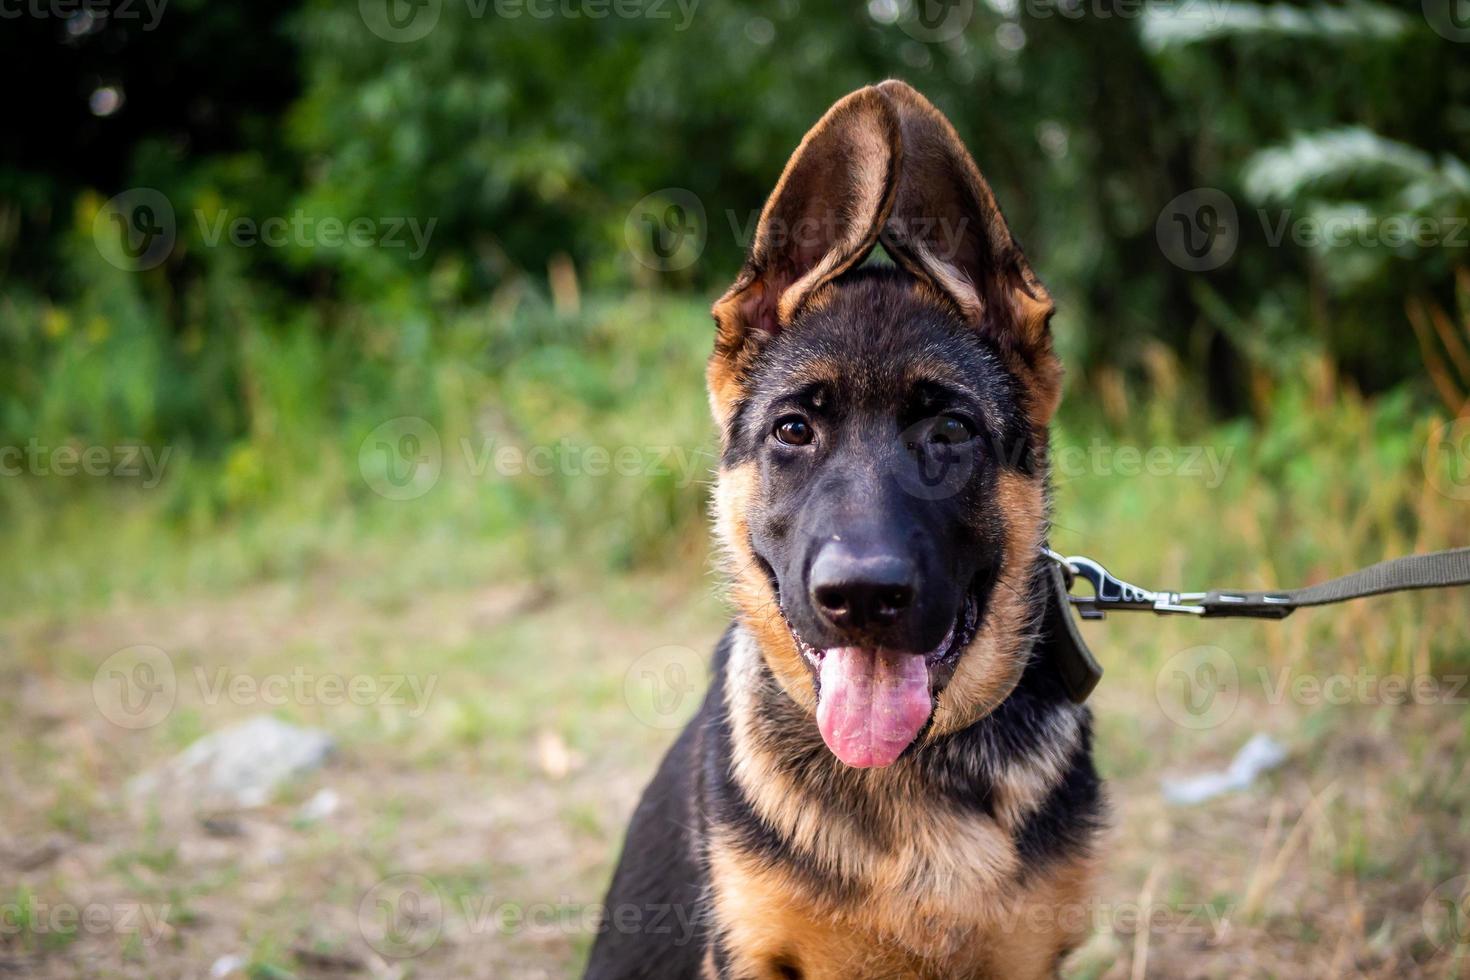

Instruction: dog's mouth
[777,581,982,770]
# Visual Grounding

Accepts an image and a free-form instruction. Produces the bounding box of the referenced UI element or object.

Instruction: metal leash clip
[1045,550,1206,619]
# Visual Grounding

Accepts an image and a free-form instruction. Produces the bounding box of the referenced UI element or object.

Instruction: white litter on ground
[1161,733,1288,806]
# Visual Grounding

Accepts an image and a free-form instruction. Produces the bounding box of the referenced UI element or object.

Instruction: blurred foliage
[3,289,1466,622]
[1,0,1468,573]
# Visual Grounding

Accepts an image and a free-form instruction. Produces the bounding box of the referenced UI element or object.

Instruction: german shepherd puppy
[586,81,1105,980]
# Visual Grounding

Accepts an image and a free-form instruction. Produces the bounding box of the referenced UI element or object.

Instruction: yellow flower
[42,307,71,339]
[74,190,104,234]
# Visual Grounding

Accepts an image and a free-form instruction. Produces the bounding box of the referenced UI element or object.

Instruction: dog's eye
[773,416,814,447]
[929,415,975,445]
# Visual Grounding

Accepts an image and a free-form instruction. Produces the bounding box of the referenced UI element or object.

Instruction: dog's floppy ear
[876,79,1061,423]
[709,87,901,412]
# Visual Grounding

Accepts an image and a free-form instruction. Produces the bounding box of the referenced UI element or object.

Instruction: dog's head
[709,81,1061,769]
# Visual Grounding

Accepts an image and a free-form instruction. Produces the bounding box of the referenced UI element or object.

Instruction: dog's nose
[809,545,917,632]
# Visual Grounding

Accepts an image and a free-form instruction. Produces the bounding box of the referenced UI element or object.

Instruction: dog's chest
[704,824,1094,980]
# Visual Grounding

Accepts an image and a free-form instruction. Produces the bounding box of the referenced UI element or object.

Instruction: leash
[1039,547,1470,704]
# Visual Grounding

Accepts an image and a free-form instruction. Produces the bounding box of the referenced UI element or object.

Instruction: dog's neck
[705,608,1097,934]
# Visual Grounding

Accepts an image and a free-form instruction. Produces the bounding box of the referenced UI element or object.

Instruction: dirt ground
[3,570,1468,978]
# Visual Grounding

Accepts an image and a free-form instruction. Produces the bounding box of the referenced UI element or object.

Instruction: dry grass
[2,554,1467,978]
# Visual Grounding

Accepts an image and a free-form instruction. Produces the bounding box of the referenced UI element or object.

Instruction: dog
[585,80,1105,980]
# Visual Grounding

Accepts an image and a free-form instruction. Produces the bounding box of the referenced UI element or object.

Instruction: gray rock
[130,716,335,809]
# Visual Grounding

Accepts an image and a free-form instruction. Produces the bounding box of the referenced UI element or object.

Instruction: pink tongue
[816,648,933,768]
